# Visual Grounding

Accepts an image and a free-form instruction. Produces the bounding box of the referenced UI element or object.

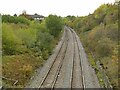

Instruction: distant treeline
[2,15,30,25]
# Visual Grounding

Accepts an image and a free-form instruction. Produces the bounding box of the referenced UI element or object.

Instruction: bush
[36,30,54,56]
[16,28,37,48]
[105,23,118,41]
[2,23,37,55]
[2,23,22,55]
[95,37,113,57]
[35,22,54,59]
[20,64,33,78]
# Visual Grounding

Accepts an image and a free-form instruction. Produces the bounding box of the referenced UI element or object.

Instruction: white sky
[0,0,115,17]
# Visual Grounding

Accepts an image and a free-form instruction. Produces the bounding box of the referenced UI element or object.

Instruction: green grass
[87,52,105,87]
[87,52,97,68]
[96,71,105,87]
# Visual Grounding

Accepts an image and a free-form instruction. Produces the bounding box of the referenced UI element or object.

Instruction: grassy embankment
[2,15,64,88]
[66,3,118,88]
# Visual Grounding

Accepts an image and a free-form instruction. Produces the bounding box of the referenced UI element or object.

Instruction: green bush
[2,23,37,55]
[36,30,54,55]
[16,28,37,48]
[2,23,22,55]
[35,22,54,59]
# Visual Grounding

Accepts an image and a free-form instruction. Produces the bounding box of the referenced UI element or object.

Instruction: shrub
[105,23,118,41]
[95,37,114,57]
[20,64,33,78]
[16,28,37,48]
[36,31,54,52]
[2,23,22,55]
[36,24,54,59]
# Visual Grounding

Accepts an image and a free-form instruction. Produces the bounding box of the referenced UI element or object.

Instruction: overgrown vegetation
[46,15,64,37]
[2,14,64,87]
[66,3,118,88]
[2,2,119,88]
[2,15,30,25]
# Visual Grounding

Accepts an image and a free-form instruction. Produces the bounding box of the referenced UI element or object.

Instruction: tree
[2,15,30,25]
[14,14,17,17]
[45,15,63,37]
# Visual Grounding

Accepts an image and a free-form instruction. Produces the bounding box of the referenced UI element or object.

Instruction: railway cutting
[25,26,100,89]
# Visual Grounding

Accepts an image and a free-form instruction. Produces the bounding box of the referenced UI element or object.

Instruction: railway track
[26,26,100,89]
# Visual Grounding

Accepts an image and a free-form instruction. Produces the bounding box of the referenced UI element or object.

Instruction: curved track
[25,26,100,89]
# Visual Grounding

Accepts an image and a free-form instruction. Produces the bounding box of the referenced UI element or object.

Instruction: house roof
[29,14,44,18]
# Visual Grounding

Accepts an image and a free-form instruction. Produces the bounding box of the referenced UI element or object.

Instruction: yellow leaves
[21,64,33,73]
[111,46,118,63]
[111,56,117,60]
[2,54,42,87]
[111,55,118,64]
[20,64,33,77]
[95,14,99,19]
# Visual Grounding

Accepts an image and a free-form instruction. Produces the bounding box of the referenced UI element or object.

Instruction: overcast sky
[0,0,115,17]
